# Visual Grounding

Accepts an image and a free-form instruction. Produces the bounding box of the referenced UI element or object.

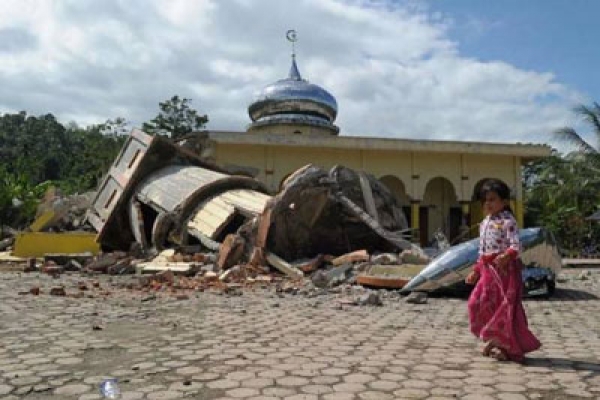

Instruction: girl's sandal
[490,347,508,361]
[481,341,494,357]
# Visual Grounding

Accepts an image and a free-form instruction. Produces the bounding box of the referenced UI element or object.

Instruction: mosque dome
[247,55,339,135]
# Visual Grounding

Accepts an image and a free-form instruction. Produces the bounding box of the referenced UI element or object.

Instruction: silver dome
[248,57,338,125]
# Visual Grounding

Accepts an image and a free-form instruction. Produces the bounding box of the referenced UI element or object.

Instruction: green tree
[0,112,127,226]
[142,95,208,140]
[524,153,600,256]
[554,102,600,153]
[523,101,600,255]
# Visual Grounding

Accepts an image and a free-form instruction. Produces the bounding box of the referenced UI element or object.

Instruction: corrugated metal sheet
[135,165,229,212]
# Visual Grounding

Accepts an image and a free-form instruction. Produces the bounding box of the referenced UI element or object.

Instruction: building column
[411,200,420,243]
[514,200,524,228]
[460,201,471,241]
[513,156,524,228]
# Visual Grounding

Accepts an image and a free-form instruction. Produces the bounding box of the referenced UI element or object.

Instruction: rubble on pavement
[2,129,570,302]
[68,129,428,300]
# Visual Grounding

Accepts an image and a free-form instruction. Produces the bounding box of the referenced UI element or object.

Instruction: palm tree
[554,102,600,154]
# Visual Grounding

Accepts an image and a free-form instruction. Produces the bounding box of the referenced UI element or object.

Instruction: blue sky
[429,0,597,104]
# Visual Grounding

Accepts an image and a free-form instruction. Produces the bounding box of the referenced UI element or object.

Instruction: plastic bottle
[99,378,121,399]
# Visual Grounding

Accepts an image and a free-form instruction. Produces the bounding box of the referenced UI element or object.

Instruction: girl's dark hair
[479,179,514,214]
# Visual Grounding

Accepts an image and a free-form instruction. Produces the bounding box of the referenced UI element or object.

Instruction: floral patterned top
[479,210,520,257]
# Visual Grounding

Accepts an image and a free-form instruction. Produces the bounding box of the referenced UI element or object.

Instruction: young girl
[465,179,541,362]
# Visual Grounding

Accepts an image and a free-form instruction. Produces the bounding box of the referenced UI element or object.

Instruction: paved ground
[1,268,599,400]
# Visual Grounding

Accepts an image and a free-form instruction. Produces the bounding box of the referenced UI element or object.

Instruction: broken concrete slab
[357,264,424,289]
[12,232,100,258]
[217,234,246,270]
[135,261,200,275]
[43,253,94,267]
[331,250,369,266]
[259,164,415,262]
[265,252,304,280]
[292,255,325,273]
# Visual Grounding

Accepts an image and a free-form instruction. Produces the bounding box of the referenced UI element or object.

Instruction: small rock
[50,287,66,296]
[578,270,591,280]
[141,294,157,302]
[30,286,40,295]
[357,292,382,306]
[33,384,51,393]
[371,253,400,265]
[405,291,428,304]
[64,260,82,272]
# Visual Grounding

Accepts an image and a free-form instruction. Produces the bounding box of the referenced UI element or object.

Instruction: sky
[0,0,597,147]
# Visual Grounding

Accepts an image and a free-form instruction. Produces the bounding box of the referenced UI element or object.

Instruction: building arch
[379,175,411,205]
[421,177,461,246]
[379,175,412,230]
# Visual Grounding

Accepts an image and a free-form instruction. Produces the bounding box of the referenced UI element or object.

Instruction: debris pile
[78,129,427,297]
[0,187,99,259]
[1,129,562,301]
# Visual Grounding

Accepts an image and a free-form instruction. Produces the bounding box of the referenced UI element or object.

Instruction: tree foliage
[0,112,127,227]
[554,102,600,154]
[524,151,600,256]
[142,95,208,139]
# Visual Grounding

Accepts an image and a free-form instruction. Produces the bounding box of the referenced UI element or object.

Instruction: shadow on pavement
[524,356,600,377]
[544,287,599,301]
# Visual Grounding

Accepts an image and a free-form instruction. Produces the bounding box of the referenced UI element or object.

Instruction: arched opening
[422,177,460,246]
[379,175,411,226]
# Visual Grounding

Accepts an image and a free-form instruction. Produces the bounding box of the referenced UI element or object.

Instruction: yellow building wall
[214,144,267,182]
[213,142,524,234]
[412,152,462,201]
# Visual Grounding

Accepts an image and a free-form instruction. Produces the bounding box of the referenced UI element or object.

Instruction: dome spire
[286,29,302,80]
[247,28,339,136]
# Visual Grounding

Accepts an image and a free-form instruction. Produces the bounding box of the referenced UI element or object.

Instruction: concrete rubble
[2,129,565,303]
[2,129,434,305]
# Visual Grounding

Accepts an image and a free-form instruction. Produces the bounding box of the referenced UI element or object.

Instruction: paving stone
[343,373,375,384]
[241,377,274,388]
[226,387,261,398]
[392,388,430,399]
[358,392,393,400]
[192,372,220,381]
[494,383,527,392]
[277,376,310,386]
[54,384,91,396]
[175,366,202,375]
[9,375,41,386]
[120,392,145,400]
[207,379,240,389]
[169,381,204,392]
[147,391,184,400]
[0,385,13,395]
[322,394,355,400]
[332,382,366,393]
[79,394,102,400]
[301,384,334,394]
[262,386,297,396]
[284,395,319,400]
[55,357,84,365]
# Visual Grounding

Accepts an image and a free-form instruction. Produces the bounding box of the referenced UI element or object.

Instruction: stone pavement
[1,268,600,400]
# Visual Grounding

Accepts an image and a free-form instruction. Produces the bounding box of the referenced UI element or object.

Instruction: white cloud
[0,0,586,144]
